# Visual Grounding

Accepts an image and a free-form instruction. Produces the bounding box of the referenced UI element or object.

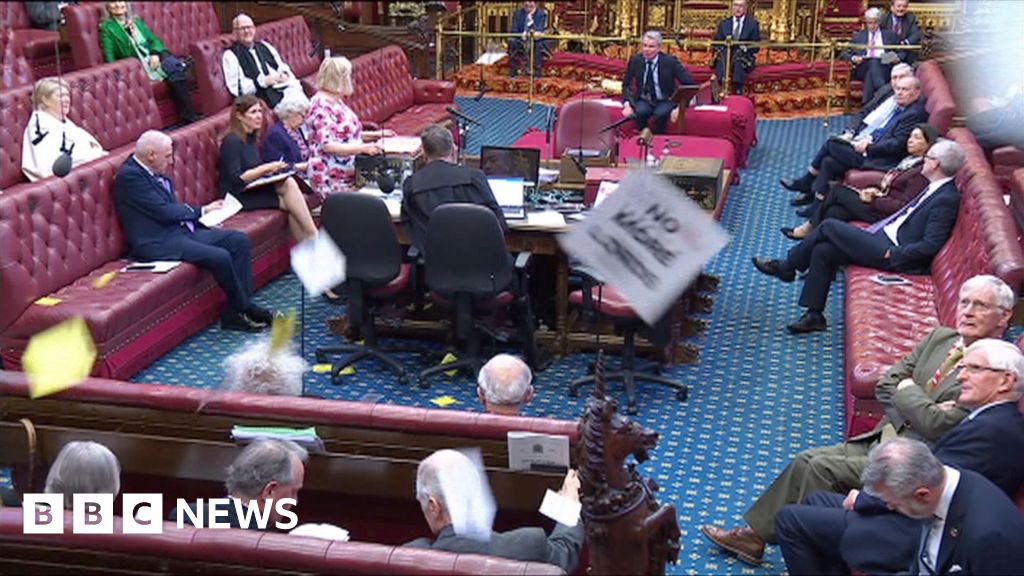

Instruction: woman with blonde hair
[304,56,393,194]
[218,95,318,241]
[21,77,107,182]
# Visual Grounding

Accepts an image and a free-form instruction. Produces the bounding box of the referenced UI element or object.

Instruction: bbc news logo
[22,493,298,534]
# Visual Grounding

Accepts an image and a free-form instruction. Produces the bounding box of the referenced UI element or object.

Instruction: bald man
[221,13,306,108]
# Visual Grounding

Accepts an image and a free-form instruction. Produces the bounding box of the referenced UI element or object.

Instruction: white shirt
[643,54,663,101]
[221,41,301,98]
[920,465,960,575]
[856,95,898,140]
[21,109,107,182]
[883,176,953,245]
[867,29,882,58]
[732,17,744,37]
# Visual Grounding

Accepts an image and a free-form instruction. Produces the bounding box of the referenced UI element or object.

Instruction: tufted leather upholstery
[0,26,35,90]
[0,58,160,192]
[348,45,456,134]
[553,99,616,159]
[842,127,1024,436]
[915,61,956,134]
[0,1,60,63]
[0,510,566,575]
[1009,168,1024,233]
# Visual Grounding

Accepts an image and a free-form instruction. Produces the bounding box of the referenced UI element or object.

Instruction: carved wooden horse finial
[576,351,681,575]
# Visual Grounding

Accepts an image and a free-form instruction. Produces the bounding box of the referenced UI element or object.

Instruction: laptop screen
[479,146,541,187]
[487,177,526,218]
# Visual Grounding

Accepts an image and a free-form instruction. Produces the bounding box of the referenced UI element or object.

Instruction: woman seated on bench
[22,77,107,182]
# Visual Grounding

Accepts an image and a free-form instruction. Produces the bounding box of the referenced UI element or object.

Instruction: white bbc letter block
[22,494,64,534]
[123,493,164,534]
[73,493,114,534]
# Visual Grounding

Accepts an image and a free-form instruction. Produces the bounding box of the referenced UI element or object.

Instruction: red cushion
[367,263,413,299]
[568,286,638,319]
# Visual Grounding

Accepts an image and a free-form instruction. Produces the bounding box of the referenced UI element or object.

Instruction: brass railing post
[435,14,443,80]
[527,30,535,113]
[824,39,836,128]
[723,35,733,97]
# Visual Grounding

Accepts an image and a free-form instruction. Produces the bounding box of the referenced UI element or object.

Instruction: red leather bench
[842,128,1024,436]
[63,1,220,127]
[347,45,457,135]
[0,510,566,575]
[0,2,60,78]
[0,26,35,90]
[190,15,322,118]
[1010,168,1024,234]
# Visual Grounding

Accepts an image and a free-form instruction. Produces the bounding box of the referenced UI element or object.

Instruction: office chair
[315,193,412,385]
[417,203,537,388]
[567,273,688,415]
[554,98,618,158]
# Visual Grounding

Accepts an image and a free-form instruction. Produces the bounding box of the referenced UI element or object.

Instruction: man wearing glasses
[776,336,1024,574]
[752,138,964,334]
[701,275,1015,566]
[222,13,306,108]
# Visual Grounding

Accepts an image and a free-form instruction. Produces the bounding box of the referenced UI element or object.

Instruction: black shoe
[780,227,802,241]
[752,257,795,283]
[790,192,814,207]
[222,311,269,333]
[246,306,275,324]
[787,310,827,334]
[781,176,810,193]
[795,204,817,218]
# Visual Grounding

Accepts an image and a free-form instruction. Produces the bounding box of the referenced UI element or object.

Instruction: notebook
[488,177,527,219]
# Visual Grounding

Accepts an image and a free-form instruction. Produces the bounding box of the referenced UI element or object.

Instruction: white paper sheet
[198,193,242,228]
[289,232,346,296]
[538,489,581,527]
[526,210,566,228]
[380,135,423,156]
[245,170,294,190]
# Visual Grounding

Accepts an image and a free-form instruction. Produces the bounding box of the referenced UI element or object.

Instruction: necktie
[732,18,741,38]
[865,181,928,233]
[644,60,656,101]
[870,106,903,142]
[160,176,195,233]
[927,342,964,392]
[894,17,903,37]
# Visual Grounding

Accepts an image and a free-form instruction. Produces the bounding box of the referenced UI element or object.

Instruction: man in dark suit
[621,30,695,134]
[401,124,506,255]
[711,0,762,94]
[113,130,272,332]
[775,336,1024,575]
[508,1,548,78]
[753,138,964,334]
[406,449,585,572]
[864,438,1024,574]
[881,0,922,65]
[846,8,901,105]
[784,75,927,212]
[699,275,1014,565]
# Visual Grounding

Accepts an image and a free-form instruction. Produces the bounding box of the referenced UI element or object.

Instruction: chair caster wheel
[397,374,409,386]
[677,388,689,401]
[331,374,342,386]
[568,387,579,398]
[316,352,327,363]
[417,378,430,389]
[586,361,596,375]
[626,404,638,415]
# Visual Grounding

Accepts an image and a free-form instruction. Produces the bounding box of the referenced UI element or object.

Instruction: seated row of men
[702,274,1024,574]
[0,437,583,573]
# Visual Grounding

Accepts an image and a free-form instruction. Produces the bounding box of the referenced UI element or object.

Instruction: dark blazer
[622,52,695,108]
[401,160,507,254]
[887,178,959,272]
[405,523,586,573]
[910,470,1024,575]
[880,11,921,62]
[845,28,900,61]
[113,155,201,259]
[219,132,265,198]
[712,15,762,66]
[511,7,547,35]
[870,160,927,215]
[863,98,929,170]
[260,122,305,165]
[849,84,895,129]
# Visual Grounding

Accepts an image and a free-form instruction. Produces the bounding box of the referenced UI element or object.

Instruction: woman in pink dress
[304,56,392,195]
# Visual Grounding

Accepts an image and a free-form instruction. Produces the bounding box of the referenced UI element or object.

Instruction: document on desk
[526,210,565,228]
[380,136,422,156]
[198,193,242,227]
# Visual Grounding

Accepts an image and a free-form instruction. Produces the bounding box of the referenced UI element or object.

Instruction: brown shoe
[700,524,765,565]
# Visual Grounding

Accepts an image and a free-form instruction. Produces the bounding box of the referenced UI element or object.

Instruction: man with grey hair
[222,13,304,108]
[702,275,1013,565]
[44,441,121,509]
[753,136,963,334]
[477,354,535,415]
[860,438,1024,574]
[174,439,308,530]
[401,124,506,255]
[114,130,273,332]
[847,7,900,105]
[776,335,1024,574]
[711,0,762,95]
[620,30,695,134]
[406,448,585,572]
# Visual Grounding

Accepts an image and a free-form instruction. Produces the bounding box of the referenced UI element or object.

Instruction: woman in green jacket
[99,1,198,123]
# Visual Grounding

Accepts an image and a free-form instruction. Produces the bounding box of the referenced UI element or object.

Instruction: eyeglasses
[234,25,255,31]
[959,363,1008,375]
[957,298,1003,312]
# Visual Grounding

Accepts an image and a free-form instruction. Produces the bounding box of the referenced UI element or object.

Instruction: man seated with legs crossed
[753,138,965,334]
[775,336,1024,575]
[114,130,274,332]
[700,274,1013,564]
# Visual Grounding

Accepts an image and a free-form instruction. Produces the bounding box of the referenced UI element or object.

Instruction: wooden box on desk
[658,156,724,212]
[559,150,611,184]
[584,166,630,204]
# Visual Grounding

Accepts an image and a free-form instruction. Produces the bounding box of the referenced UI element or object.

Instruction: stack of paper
[231,425,326,454]
[199,193,242,227]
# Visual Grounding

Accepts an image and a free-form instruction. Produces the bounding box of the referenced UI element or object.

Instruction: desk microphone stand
[454,117,471,165]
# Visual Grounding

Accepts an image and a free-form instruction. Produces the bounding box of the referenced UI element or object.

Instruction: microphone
[52,124,73,177]
[598,114,635,134]
[544,106,554,144]
[446,106,482,126]
[377,170,395,194]
[637,127,654,147]
[474,81,487,101]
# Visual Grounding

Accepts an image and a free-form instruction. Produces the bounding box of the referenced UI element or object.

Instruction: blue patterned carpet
[121,99,864,574]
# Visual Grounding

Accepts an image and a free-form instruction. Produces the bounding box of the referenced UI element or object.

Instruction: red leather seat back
[64,59,162,152]
[554,99,615,158]
[0,2,31,29]
[1,26,34,89]
[167,110,232,208]
[0,81,34,189]
[0,155,128,333]
[916,61,955,134]
[255,16,321,81]
[349,46,416,124]
[188,31,235,117]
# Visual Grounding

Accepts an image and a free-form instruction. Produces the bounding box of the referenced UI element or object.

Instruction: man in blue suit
[881,0,922,65]
[114,130,272,332]
[508,1,548,78]
[711,0,762,95]
[846,8,901,105]
[775,337,1024,574]
[621,31,696,134]
[753,138,964,333]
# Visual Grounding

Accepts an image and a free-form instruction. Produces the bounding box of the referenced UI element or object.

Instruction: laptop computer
[487,177,527,219]
[479,146,541,196]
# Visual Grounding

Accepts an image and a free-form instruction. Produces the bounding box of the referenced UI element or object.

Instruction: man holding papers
[114,130,273,333]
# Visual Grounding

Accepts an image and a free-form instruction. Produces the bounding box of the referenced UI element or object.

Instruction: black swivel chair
[417,203,537,387]
[567,273,688,414]
[315,193,412,385]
